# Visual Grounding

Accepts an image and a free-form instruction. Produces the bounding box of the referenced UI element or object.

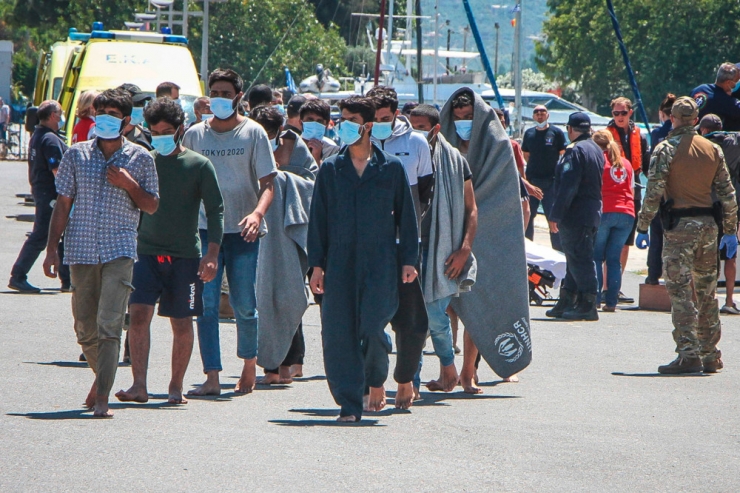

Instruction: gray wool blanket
[441,88,531,378]
[423,133,477,303]
[256,137,317,370]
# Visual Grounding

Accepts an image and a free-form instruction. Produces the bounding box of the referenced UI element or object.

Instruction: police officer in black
[8,100,69,293]
[545,112,605,321]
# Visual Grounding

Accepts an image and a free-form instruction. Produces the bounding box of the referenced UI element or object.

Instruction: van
[58,29,203,145]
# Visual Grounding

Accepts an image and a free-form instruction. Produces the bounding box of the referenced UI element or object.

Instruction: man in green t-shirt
[116,98,224,404]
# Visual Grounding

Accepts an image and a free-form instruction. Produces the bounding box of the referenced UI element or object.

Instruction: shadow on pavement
[8,402,183,420]
[0,291,57,295]
[29,361,89,368]
[269,419,382,427]
[291,375,327,382]
[611,372,710,378]
[411,391,519,407]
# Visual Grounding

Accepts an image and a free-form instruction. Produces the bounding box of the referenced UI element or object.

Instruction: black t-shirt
[521,125,566,181]
[28,125,67,196]
[420,158,473,247]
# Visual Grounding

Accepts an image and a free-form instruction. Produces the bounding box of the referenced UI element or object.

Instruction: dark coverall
[549,134,605,295]
[308,145,419,420]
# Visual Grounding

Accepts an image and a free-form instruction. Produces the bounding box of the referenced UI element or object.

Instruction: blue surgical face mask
[130,107,145,126]
[302,121,326,140]
[95,114,124,140]
[535,120,548,129]
[210,97,236,120]
[339,120,363,146]
[58,113,66,131]
[733,80,740,93]
[372,121,393,140]
[201,113,214,122]
[413,129,429,140]
[151,133,178,156]
[454,119,473,141]
[275,104,285,115]
[271,136,279,152]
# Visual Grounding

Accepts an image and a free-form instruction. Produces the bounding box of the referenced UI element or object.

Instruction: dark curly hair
[451,90,474,110]
[144,97,185,128]
[93,88,133,118]
[250,105,284,136]
[299,98,331,123]
[366,85,399,113]
[338,96,376,125]
[208,68,244,94]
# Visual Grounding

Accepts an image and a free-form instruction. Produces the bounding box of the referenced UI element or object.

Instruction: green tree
[537,0,740,118]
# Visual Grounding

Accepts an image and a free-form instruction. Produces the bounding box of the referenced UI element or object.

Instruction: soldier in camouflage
[636,97,738,374]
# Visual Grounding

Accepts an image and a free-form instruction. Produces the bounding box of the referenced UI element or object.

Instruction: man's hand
[306,139,323,164]
[239,211,263,242]
[523,180,544,200]
[636,232,650,250]
[106,165,137,191]
[310,267,325,294]
[548,220,559,234]
[401,265,418,284]
[198,252,219,282]
[444,247,471,280]
[43,249,60,278]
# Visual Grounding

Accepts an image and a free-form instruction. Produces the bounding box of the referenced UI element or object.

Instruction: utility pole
[386,0,394,69]
[494,22,500,75]
[446,20,451,74]
[462,26,469,72]
[433,0,439,103]
[513,2,522,137]
[201,0,209,83]
[414,0,423,103]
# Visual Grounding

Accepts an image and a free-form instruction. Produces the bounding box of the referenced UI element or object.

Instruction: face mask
[275,104,285,115]
[201,113,214,122]
[413,129,429,139]
[302,121,326,141]
[58,114,66,131]
[338,120,363,146]
[130,107,145,126]
[270,136,279,152]
[372,121,393,140]
[454,120,473,141]
[210,97,236,120]
[151,133,178,156]
[733,80,740,93]
[95,114,124,140]
[535,120,548,129]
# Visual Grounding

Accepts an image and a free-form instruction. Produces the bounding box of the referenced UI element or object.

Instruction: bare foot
[460,372,482,394]
[84,381,97,409]
[441,364,459,392]
[425,379,445,392]
[235,358,256,394]
[114,385,148,403]
[187,373,221,396]
[167,382,188,404]
[337,415,358,423]
[503,375,519,383]
[93,396,113,418]
[367,386,386,412]
[278,366,293,384]
[363,394,370,412]
[257,373,282,385]
[395,382,414,410]
[413,387,421,401]
[290,364,303,378]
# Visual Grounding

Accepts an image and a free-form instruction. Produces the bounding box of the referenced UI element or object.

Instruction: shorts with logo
[129,254,203,318]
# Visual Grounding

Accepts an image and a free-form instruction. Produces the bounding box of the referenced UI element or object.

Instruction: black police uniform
[549,133,605,296]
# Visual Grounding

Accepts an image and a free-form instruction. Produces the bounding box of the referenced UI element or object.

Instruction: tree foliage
[537,0,740,118]
[1,0,348,98]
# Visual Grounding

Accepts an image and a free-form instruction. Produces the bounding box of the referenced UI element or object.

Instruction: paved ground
[1,159,739,492]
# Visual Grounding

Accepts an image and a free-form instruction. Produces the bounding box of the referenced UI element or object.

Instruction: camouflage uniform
[637,125,738,361]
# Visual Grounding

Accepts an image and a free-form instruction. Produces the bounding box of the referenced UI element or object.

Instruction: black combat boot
[658,355,704,374]
[545,288,577,318]
[702,351,723,373]
[562,293,599,321]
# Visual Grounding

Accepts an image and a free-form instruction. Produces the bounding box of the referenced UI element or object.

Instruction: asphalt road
[0,159,738,492]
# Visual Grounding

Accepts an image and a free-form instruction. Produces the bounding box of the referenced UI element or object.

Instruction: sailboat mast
[387,0,394,71]
[374,0,387,86]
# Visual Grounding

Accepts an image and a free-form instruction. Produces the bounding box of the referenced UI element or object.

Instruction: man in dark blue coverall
[546,112,605,321]
[307,96,419,422]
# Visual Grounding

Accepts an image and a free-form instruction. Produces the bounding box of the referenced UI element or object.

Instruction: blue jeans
[593,213,634,307]
[196,230,259,372]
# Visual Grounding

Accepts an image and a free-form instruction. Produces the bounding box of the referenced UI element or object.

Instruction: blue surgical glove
[636,232,650,249]
[720,234,738,259]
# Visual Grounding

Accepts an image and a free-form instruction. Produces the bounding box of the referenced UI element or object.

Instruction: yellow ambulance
[58,28,203,144]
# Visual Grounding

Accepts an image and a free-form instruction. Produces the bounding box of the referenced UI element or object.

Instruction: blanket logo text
[495,332,524,363]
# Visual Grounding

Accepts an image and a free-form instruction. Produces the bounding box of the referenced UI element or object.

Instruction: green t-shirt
[137,148,224,258]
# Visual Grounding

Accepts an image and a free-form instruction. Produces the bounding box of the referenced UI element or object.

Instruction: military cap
[671,96,699,120]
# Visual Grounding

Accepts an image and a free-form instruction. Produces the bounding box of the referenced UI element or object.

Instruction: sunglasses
[533,109,548,114]
[612,110,630,117]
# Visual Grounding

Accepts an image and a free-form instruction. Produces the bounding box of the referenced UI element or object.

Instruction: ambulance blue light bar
[90,31,188,45]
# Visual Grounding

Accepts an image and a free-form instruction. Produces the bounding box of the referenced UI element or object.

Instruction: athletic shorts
[519,176,529,201]
[718,223,738,261]
[129,254,203,318]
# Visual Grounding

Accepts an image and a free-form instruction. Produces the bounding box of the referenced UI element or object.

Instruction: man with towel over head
[439,88,532,389]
